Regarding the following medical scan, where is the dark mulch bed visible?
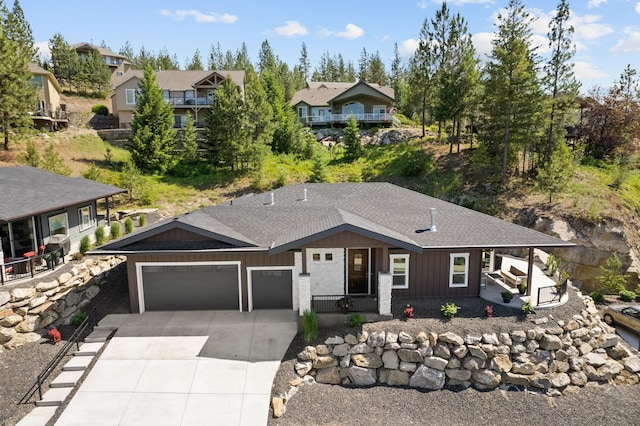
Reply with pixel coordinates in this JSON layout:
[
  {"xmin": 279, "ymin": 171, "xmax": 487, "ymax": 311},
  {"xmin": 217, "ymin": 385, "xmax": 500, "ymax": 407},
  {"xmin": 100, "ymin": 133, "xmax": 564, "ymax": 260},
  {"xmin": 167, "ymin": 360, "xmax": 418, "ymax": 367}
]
[{"xmin": 0, "ymin": 259, "xmax": 130, "ymax": 426}]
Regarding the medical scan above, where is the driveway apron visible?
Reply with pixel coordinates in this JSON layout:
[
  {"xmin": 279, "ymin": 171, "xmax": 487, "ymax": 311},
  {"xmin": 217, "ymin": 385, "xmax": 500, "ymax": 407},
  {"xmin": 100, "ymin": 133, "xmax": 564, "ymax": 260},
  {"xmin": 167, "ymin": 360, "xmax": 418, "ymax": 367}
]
[{"xmin": 54, "ymin": 310, "xmax": 298, "ymax": 426}]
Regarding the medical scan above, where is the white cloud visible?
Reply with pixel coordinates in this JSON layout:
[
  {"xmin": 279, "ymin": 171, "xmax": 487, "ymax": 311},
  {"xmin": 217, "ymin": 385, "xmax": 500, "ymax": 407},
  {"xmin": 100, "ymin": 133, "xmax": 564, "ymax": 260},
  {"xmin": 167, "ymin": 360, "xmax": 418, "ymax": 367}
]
[
  {"xmin": 432, "ymin": 0, "xmax": 495, "ymax": 4},
  {"xmin": 398, "ymin": 38, "xmax": 420, "ymax": 57},
  {"xmin": 570, "ymin": 14, "xmax": 613, "ymax": 40},
  {"xmin": 274, "ymin": 21, "xmax": 307, "ymax": 37},
  {"xmin": 336, "ymin": 23, "xmax": 364, "ymax": 39},
  {"xmin": 573, "ymin": 61, "xmax": 608, "ymax": 80},
  {"xmin": 636, "ymin": 2, "xmax": 640, "ymax": 14},
  {"xmin": 417, "ymin": 0, "xmax": 428, "ymax": 9},
  {"xmin": 34, "ymin": 41, "xmax": 50, "ymax": 60},
  {"xmin": 318, "ymin": 23, "xmax": 364, "ymax": 39},
  {"xmin": 472, "ymin": 32, "xmax": 494, "ymax": 59},
  {"xmin": 159, "ymin": 9, "xmax": 237, "ymax": 24},
  {"xmin": 610, "ymin": 28, "xmax": 640, "ymax": 53},
  {"xmin": 587, "ymin": 0, "xmax": 607, "ymax": 8}
]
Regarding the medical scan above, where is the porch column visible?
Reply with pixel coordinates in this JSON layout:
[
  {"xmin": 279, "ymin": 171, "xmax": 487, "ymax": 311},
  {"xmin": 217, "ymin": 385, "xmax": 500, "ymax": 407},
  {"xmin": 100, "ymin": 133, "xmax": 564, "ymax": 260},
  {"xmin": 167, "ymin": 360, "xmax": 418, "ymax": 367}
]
[
  {"xmin": 378, "ymin": 272, "xmax": 392, "ymax": 316},
  {"xmin": 526, "ymin": 247, "xmax": 535, "ymax": 297},
  {"xmin": 298, "ymin": 273, "xmax": 311, "ymax": 316},
  {"xmin": 105, "ymin": 197, "xmax": 111, "ymax": 226}
]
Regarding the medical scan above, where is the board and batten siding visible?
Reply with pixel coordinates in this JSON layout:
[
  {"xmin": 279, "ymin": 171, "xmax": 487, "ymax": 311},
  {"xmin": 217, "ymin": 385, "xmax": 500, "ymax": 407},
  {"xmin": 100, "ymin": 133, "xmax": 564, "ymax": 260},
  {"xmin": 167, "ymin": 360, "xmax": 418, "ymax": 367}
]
[
  {"xmin": 125, "ymin": 251, "xmax": 296, "ymax": 312},
  {"xmin": 391, "ymin": 249, "xmax": 482, "ymax": 298}
]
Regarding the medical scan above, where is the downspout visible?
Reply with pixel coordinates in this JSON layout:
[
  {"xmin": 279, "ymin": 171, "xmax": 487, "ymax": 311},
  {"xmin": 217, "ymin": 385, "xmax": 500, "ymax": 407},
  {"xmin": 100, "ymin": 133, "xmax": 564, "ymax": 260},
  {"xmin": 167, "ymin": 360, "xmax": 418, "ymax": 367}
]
[{"xmin": 527, "ymin": 248, "xmax": 535, "ymax": 298}]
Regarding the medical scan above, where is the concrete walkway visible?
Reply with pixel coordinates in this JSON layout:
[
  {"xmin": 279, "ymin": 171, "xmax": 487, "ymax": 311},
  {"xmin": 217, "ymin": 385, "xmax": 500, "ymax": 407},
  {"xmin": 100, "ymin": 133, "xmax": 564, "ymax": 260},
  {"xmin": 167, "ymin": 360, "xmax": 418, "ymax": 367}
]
[{"xmin": 54, "ymin": 310, "xmax": 298, "ymax": 426}]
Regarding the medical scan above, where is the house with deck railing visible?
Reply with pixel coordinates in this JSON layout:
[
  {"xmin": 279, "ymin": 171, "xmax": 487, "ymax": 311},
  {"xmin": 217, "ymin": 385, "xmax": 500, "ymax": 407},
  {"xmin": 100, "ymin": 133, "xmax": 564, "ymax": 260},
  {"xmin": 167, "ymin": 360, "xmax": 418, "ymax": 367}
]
[{"xmin": 291, "ymin": 81, "xmax": 398, "ymax": 127}]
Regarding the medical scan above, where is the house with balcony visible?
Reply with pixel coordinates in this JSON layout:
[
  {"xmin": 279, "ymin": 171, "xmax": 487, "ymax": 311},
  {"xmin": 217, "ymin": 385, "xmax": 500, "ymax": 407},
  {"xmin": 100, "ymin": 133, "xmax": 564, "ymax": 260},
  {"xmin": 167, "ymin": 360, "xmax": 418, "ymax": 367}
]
[
  {"xmin": 291, "ymin": 81, "xmax": 398, "ymax": 127},
  {"xmin": 28, "ymin": 63, "xmax": 68, "ymax": 131},
  {"xmin": 71, "ymin": 42, "xmax": 131, "ymax": 87},
  {"xmin": 111, "ymin": 70, "xmax": 246, "ymax": 129}
]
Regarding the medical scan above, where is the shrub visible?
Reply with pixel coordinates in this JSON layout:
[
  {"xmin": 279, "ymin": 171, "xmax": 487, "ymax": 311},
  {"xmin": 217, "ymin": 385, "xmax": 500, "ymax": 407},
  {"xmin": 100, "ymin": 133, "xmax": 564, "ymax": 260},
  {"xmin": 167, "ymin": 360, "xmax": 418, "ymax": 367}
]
[
  {"xmin": 110, "ymin": 222, "xmax": 121, "ymax": 239},
  {"xmin": 302, "ymin": 310, "xmax": 318, "ymax": 342},
  {"xmin": 598, "ymin": 253, "xmax": 628, "ymax": 295},
  {"xmin": 139, "ymin": 214, "xmax": 146, "ymax": 227},
  {"xmin": 521, "ymin": 301, "xmax": 535, "ymax": 314},
  {"xmin": 440, "ymin": 302, "xmax": 460, "ymax": 319},
  {"xmin": 590, "ymin": 291, "xmax": 605, "ymax": 303},
  {"xmin": 91, "ymin": 104, "xmax": 109, "ymax": 115},
  {"xmin": 124, "ymin": 217, "xmax": 133, "ymax": 234},
  {"xmin": 95, "ymin": 227, "xmax": 106, "ymax": 246},
  {"xmin": 619, "ymin": 290, "xmax": 636, "ymax": 302},
  {"xmin": 79, "ymin": 235, "xmax": 91, "ymax": 254},
  {"xmin": 348, "ymin": 314, "xmax": 365, "ymax": 327},
  {"xmin": 71, "ymin": 312, "xmax": 88, "ymax": 327},
  {"xmin": 72, "ymin": 252, "xmax": 84, "ymax": 261}
]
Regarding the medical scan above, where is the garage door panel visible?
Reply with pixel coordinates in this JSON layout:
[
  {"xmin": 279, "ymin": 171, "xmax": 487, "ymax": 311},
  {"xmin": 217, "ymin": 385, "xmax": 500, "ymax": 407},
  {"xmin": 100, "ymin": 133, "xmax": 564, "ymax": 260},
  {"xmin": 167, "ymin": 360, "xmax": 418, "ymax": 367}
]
[
  {"xmin": 251, "ymin": 270, "xmax": 292, "ymax": 309},
  {"xmin": 142, "ymin": 264, "xmax": 239, "ymax": 311}
]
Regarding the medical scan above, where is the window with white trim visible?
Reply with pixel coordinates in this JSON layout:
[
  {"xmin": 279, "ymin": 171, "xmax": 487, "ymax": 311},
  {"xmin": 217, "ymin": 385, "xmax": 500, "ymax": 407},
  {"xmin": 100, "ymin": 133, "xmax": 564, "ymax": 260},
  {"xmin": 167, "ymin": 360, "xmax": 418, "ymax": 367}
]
[
  {"xmin": 450, "ymin": 253, "xmax": 470, "ymax": 287},
  {"xmin": 390, "ymin": 254, "xmax": 410, "ymax": 289},
  {"xmin": 297, "ymin": 106, "xmax": 307, "ymax": 118},
  {"xmin": 125, "ymin": 89, "xmax": 137, "ymax": 105},
  {"xmin": 78, "ymin": 206, "xmax": 93, "ymax": 231},
  {"xmin": 48, "ymin": 213, "xmax": 69, "ymax": 236}
]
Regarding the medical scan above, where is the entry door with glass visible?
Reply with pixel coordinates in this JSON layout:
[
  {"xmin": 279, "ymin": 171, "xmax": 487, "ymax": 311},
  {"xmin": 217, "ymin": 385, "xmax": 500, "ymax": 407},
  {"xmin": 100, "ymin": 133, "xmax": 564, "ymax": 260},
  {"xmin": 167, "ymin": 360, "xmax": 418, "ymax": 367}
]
[{"xmin": 347, "ymin": 249, "xmax": 369, "ymax": 294}]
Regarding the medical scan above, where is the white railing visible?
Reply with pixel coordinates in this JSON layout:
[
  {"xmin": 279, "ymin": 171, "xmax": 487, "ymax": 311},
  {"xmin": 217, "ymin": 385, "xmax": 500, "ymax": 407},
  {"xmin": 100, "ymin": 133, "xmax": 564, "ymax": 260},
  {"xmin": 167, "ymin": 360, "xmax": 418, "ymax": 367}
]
[{"xmin": 306, "ymin": 113, "xmax": 394, "ymax": 124}]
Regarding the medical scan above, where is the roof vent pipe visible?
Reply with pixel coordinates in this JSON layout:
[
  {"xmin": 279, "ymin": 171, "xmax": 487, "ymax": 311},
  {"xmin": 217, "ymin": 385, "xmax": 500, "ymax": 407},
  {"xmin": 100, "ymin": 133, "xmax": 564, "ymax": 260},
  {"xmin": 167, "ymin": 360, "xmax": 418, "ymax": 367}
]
[
  {"xmin": 303, "ymin": 188, "xmax": 307, "ymax": 201},
  {"xmin": 270, "ymin": 192, "xmax": 275, "ymax": 205},
  {"xmin": 430, "ymin": 208, "xmax": 437, "ymax": 232}
]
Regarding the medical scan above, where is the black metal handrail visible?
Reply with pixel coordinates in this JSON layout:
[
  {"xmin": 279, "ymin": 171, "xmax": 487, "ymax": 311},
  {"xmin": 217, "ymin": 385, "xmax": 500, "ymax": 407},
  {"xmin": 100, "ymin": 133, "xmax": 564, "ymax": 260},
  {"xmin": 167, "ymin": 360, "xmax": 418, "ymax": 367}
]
[
  {"xmin": 1, "ymin": 247, "xmax": 65, "ymax": 285},
  {"xmin": 312, "ymin": 294, "xmax": 378, "ymax": 314},
  {"xmin": 19, "ymin": 306, "xmax": 97, "ymax": 404},
  {"xmin": 537, "ymin": 279, "xmax": 568, "ymax": 305}
]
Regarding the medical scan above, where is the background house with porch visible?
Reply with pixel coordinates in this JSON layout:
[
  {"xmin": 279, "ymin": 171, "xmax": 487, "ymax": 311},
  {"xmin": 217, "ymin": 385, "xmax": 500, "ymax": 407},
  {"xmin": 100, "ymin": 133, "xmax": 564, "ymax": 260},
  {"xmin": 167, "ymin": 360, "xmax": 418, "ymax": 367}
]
[
  {"xmin": 0, "ymin": 167, "xmax": 125, "ymax": 282},
  {"xmin": 28, "ymin": 63, "xmax": 68, "ymax": 131},
  {"xmin": 291, "ymin": 81, "xmax": 398, "ymax": 127},
  {"xmin": 111, "ymin": 69, "xmax": 245, "ymax": 129},
  {"xmin": 94, "ymin": 183, "xmax": 572, "ymax": 316},
  {"xmin": 71, "ymin": 42, "xmax": 131, "ymax": 87}
]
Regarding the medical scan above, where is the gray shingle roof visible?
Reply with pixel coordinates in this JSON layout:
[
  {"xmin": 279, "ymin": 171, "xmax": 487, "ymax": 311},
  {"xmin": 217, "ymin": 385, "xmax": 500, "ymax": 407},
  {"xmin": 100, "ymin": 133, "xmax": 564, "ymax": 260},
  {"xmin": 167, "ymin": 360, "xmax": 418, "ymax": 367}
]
[
  {"xmin": 102, "ymin": 182, "xmax": 572, "ymax": 253},
  {"xmin": 291, "ymin": 81, "xmax": 394, "ymax": 107},
  {"xmin": 0, "ymin": 166, "xmax": 126, "ymax": 222},
  {"xmin": 115, "ymin": 70, "xmax": 245, "ymax": 92}
]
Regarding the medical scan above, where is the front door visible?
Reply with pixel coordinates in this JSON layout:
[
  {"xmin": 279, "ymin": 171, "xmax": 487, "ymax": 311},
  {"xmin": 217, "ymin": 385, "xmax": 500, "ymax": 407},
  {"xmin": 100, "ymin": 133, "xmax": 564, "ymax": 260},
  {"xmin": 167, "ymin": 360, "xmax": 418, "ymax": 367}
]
[{"xmin": 347, "ymin": 249, "xmax": 369, "ymax": 294}]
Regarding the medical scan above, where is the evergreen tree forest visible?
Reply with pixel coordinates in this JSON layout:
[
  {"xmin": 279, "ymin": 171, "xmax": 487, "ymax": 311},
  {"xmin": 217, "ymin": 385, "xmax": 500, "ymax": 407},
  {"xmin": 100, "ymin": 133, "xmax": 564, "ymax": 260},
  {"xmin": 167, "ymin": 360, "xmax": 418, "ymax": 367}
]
[{"xmin": 2, "ymin": 0, "xmax": 638, "ymax": 199}]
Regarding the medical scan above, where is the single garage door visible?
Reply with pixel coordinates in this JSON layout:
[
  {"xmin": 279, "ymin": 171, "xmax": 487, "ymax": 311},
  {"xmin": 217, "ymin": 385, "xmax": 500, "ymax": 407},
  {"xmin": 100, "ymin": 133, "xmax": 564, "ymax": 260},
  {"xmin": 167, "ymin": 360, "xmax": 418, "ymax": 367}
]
[
  {"xmin": 141, "ymin": 263, "xmax": 240, "ymax": 311},
  {"xmin": 250, "ymin": 269, "xmax": 293, "ymax": 309}
]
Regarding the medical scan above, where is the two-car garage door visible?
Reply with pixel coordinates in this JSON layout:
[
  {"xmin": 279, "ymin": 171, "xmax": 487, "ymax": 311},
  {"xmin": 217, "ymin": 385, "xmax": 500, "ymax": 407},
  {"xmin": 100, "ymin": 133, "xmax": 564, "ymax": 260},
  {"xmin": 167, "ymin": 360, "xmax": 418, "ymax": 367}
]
[{"xmin": 138, "ymin": 262, "xmax": 293, "ymax": 312}]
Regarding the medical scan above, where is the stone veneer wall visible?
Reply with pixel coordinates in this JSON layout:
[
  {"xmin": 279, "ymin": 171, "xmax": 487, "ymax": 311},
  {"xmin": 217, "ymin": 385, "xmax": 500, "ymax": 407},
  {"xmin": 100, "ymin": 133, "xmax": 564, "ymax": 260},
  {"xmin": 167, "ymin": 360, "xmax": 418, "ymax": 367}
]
[
  {"xmin": 0, "ymin": 256, "xmax": 126, "ymax": 350},
  {"xmin": 288, "ymin": 296, "xmax": 640, "ymax": 403}
]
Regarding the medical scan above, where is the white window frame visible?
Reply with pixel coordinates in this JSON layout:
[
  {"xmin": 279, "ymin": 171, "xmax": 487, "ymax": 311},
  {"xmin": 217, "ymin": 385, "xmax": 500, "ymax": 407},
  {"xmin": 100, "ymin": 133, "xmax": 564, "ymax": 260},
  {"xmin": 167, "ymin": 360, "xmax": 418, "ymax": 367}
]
[
  {"xmin": 297, "ymin": 106, "xmax": 308, "ymax": 118},
  {"xmin": 449, "ymin": 253, "xmax": 470, "ymax": 288},
  {"xmin": 390, "ymin": 254, "xmax": 410, "ymax": 289},
  {"xmin": 125, "ymin": 89, "xmax": 137, "ymax": 105},
  {"xmin": 78, "ymin": 206, "xmax": 93, "ymax": 231},
  {"xmin": 373, "ymin": 105, "xmax": 386, "ymax": 117},
  {"xmin": 48, "ymin": 212, "xmax": 69, "ymax": 236}
]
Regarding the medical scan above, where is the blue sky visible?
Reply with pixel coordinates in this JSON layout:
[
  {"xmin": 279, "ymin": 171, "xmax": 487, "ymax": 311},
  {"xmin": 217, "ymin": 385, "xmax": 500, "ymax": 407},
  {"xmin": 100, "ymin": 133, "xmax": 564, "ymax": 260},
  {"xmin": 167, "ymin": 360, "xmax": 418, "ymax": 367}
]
[{"xmin": 23, "ymin": 0, "xmax": 640, "ymax": 91}]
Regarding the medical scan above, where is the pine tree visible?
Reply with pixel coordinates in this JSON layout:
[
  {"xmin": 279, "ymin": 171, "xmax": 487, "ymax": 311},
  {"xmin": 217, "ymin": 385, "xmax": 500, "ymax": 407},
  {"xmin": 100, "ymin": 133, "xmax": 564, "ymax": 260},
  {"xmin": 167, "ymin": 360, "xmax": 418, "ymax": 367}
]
[
  {"xmin": 543, "ymin": 0, "xmax": 580, "ymax": 166},
  {"xmin": 203, "ymin": 76, "xmax": 246, "ymax": 169},
  {"xmin": 127, "ymin": 65, "xmax": 177, "ymax": 174},
  {"xmin": 479, "ymin": 0, "xmax": 543, "ymax": 187},
  {"xmin": 358, "ymin": 47, "xmax": 369, "ymax": 82},
  {"xmin": 208, "ymin": 42, "xmax": 224, "ymax": 70},
  {"xmin": 49, "ymin": 33, "xmax": 79, "ymax": 89},
  {"xmin": 157, "ymin": 47, "xmax": 180, "ymax": 71},
  {"xmin": 186, "ymin": 48, "xmax": 204, "ymax": 70},
  {"xmin": 343, "ymin": 116, "xmax": 363, "ymax": 161},
  {"xmin": 41, "ymin": 144, "xmax": 71, "ymax": 176},
  {"xmin": 243, "ymin": 69, "xmax": 273, "ymax": 169},
  {"xmin": 536, "ymin": 140, "xmax": 574, "ymax": 203},
  {"xmin": 257, "ymin": 39, "xmax": 277, "ymax": 75},
  {"xmin": 408, "ymin": 17, "xmax": 437, "ymax": 137},
  {"xmin": 309, "ymin": 147, "xmax": 329, "ymax": 183},
  {"xmin": 299, "ymin": 42, "xmax": 310, "ymax": 82},
  {"xmin": 0, "ymin": 0, "xmax": 37, "ymax": 150},
  {"xmin": 368, "ymin": 51, "xmax": 388, "ymax": 85},
  {"xmin": 179, "ymin": 114, "xmax": 199, "ymax": 163},
  {"xmin": 81, "ymin": 50, "xmax": 110, "ymax": 93},
  {"xmin": 119, "ymin": 40, "xmax": 135, "ymax": 62}
]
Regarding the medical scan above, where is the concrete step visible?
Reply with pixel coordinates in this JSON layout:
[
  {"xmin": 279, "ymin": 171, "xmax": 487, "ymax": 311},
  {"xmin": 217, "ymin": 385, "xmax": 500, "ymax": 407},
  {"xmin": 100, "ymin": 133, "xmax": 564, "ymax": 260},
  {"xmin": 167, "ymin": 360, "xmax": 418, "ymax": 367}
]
[
  {"xmin": 84, "ymin": 328, "xmax": 115, "ymax": 343},
  {"xmin": 50, "ymin": 370, "xmax": 84, "ymax": 388},
  {"xmin": 73, "ymin": 341, "xmax": 104, "ymax": 356},
  {"xmin": 62, "ymin": 356, "xmax": 92, "ymax": 371},
  {"xmin": 15, "ymin": 406, "xmax": 58, "ymax": 426},
  {"xmin": 35, "ymin": 387, "xmax": 72, "ymax": 407}
]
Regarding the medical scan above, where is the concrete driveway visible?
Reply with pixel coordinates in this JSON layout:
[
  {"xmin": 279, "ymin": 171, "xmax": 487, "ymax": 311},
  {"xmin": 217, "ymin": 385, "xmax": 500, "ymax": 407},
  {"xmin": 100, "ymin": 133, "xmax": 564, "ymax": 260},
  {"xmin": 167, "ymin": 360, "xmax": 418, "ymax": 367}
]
[{"xmin": 55, "ymin": 310, "xmax": 298, "ymax": 426}]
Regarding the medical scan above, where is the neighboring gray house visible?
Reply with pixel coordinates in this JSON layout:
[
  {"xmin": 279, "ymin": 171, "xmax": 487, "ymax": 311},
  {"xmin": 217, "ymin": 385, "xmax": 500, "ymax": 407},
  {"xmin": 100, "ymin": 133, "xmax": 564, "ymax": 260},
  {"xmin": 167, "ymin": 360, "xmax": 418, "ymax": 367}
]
[
  {"xmin": 0, "ymin": 166, "xmax": 126, "ymax": 263},
  {"xmin": 95, "ymin": 182, "xmax": 572, "ymax": 315}
]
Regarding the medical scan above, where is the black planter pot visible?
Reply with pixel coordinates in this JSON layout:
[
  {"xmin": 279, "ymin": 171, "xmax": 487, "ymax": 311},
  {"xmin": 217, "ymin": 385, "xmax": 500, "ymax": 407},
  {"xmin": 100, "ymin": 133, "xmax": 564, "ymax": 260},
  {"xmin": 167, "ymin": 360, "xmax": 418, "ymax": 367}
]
[{"xmin": 502, "ymin": 298, "xmax": 512, "ymax": 303}]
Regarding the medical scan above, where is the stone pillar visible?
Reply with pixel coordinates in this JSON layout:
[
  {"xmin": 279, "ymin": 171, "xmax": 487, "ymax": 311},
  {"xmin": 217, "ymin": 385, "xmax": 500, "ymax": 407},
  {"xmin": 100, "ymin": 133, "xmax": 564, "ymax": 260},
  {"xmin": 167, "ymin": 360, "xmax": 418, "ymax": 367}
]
[
  {"xmin": 298, "ymin": 273, "xmax": 311, "ymax": 316},
  {"xmin": 378, "ymin": 272, "xmax": 392, "ymax": 316}
]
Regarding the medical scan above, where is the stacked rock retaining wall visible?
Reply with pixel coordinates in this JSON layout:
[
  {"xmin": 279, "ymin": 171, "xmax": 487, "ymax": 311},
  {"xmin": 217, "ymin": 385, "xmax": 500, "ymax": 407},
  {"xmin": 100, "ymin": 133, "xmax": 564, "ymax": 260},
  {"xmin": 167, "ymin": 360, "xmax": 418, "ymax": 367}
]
[
  {"xmin": 0, "ymin": 256, "xmax": 125, "ymax": 350},
  {"xmin": 292, "ymin": 296, "xmax": 640, "ymax": 397}
]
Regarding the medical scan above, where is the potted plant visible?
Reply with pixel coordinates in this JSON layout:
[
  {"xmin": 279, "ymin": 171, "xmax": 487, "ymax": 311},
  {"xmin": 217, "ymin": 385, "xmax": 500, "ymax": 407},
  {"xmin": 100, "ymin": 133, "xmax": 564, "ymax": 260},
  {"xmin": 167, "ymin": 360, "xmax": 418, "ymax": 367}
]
[
  {"xmin": 501, "ymin": 291, "xmax": 514, "ymax": 303},
  {"xmin": 335, "ymin": 296, "xmax": 352, "ymax": 314},
  {"xmin": 484, "ymin": 305, "xmax": 493, "ymax": 317},
  {"xmin": 43, "ymin": 252, "xmax": 54, "ymax": 269},
  {"xmin": 517, "ymin": 282, "xmax": 527, "ymax": 295},
  {"xmin": 403, "ymin": 304, "xmax": 414, "ymax": 319}
]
